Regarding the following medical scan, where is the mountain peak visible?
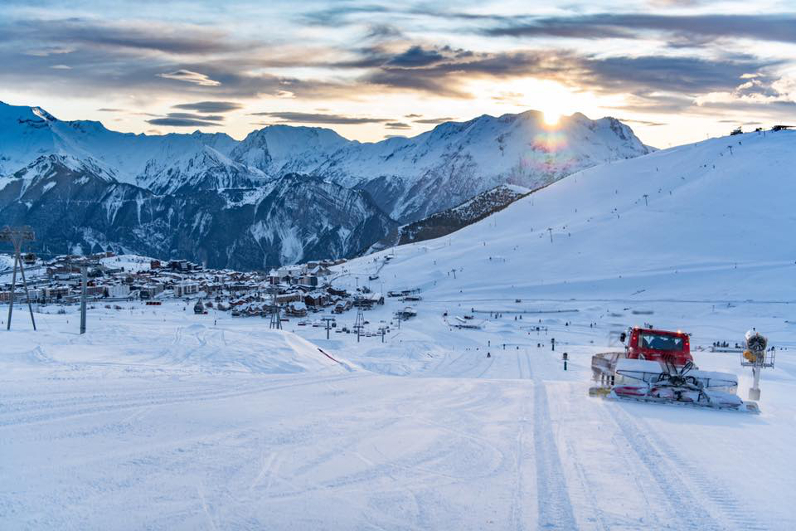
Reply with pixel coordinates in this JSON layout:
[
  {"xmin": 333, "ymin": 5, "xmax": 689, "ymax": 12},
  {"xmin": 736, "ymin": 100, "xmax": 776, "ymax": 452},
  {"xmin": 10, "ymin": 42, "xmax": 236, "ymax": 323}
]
[{"xmin": 31, "ymin": 106, "xmax": 58, "ymax": 122}]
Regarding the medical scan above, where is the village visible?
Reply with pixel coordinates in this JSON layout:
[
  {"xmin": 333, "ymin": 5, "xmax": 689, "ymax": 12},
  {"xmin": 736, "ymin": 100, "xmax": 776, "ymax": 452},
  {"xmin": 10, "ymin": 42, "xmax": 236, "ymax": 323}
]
[{"xmin": 0, "ymin": 251, "xmax": 410, "ymax": 328}]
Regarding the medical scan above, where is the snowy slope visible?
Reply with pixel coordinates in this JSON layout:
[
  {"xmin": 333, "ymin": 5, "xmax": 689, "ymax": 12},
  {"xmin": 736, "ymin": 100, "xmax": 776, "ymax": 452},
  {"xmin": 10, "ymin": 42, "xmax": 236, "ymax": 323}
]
[
  {"xmin": 2, "ymin": 131, "xmax": 796, "ymax": 530},
  {"xmin": 0, "ymin": 308, "xmax": 348, "ymax": 374},
  {"xmin": 342, "ymin": 129, "xmax": 796, "ymax": 303},
  {"xmin": 293, "ymin": 128, "xmax": 796, "ymax": 528}
]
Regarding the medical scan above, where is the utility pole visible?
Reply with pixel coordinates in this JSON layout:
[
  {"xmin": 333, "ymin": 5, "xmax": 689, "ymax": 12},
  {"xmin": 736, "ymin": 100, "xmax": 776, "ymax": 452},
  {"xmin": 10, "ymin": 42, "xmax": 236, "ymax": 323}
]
[
  {"xmin": 643, "ymin": 194, "xmax": 649, "ymax": 206},
  {"xmin": 322, "ymin": 316, "xmax": 334, "ymax": 340},
  {"xmin": 269, "ymin": 283, "xmax": 281, "ymax": 330},
  {"xmin": 1, "ymin": 226, "xmax": 37, "ymax": 331},
  {"xmin": 80, "ymin": 265, "xmax": 87, "ymax": 334},
  {"xmin": 547, "ymin": 227, "xmax": 553, "ymax": 243},
  {"xmin": 354, "ymin": 303, "xmax": 364, "ymax": 343}
]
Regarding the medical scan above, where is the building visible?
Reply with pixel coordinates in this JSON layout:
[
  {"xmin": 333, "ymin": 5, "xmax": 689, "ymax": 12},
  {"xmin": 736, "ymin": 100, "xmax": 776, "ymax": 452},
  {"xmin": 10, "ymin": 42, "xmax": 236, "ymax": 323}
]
[
  {"xmin": 174, "ymin": 282, "xmax": 199, "ymax": 298},
  {"xmin": 106, "ymin": 284, "xmax": 130, "ymax": 298},
  {"xmin": 138, "ymin": 283, "xmax": 165, "ymax": 299}
]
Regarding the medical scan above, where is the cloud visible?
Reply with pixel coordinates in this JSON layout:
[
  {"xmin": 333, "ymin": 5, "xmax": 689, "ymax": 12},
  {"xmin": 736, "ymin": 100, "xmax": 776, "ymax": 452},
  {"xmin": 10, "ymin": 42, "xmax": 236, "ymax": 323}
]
[
  {"xmin": 364, "ymin": 23, "xmax": 404, "ymax": 40},
  {"xmin": 146, "ymin": 112, "xmax": 225, "ymax": 127},
  {"xmin": 98, "ymin": 108, "xmax": 125, "ymax": 112},
  {"xmin": 147, "ymin": 117, "xmax": 221, "ymax": 127},
  {"xmin": 413, "ymin": 116, "xmax": 455, "ymax": 124},
  {"xmin": 484, "ymin": 14, "xmax": 796, "ymax": 46},
  {"xmin": 351, "ymin": 42, "xmax": 779, "ymax": 111},
  {"xmin": 9, "ymin": 18, "xmax": 238, "ymax": 56},
  {"xmin": 578, "ymin": 55, "xmax": 777, "ymax": 95},
  {"xmin": 164, "ymin": 112, "xmax": 224, "ymax": 121},
  {"xmin": 388, "ymin": 45, "xmax": 450, "ymax": 67},
  {"xmin": 385, "ymin": 121, "xmax": 411, "ymax": 129},
  {"xmin": 3, "ymin": 4, "xmax": 796, "ymax": 137},
  {"xmin": 250, "ymin": 111, "xmax": 391, "ymax": 124},
  {"xmin": 50, "ymin": 64, "xmax": 71, "ymax": 70},
  {"xmin": 619, "ymin": 118, "xmax": 667, "ymax": 127},
  {"xmin": 157, "ymin": 70, "xmax": 221, "ymax": 86},
  {"xmin": 172, "ymin": 101, "xmax": 242, "ymax": 113},
  {"xmin": 24, "ymin": 46, "xmax": 74, "ymax": 57},
  {"xmin": 301, "ymin": 4, "xmax": 392, "ymax": 26}
]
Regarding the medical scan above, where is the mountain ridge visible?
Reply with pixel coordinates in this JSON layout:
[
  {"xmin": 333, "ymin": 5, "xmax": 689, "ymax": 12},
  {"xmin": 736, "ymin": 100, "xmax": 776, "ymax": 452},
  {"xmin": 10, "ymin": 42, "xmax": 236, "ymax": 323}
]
[{"xmin": 0, "ymin": 101, "xmax": 652, "ymax": 268}]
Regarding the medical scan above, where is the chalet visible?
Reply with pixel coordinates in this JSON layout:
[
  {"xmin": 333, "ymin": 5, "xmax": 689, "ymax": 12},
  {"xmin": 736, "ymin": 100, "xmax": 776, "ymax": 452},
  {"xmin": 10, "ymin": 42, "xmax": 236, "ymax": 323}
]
[
  {"xmin": 304, "ymin": 292, "xmax": 328, "ymax": 308},
  {"xmin": 285, "ymin": 301, "xmax": 308, "ymax": 317},
  {"xmin": 353, "ymin": 292, "xmax": 384, "ymax": 309},
  {"xmin": 333, "ymin": 300, "xmax": 353, "ymax": 314},
  {"xmin": 327, "ymin": 286, "xmax": 347, "ymax": 297},
  {"xmin": 276, "ymin": 292, "xmax": 303, "ymax": 304}
]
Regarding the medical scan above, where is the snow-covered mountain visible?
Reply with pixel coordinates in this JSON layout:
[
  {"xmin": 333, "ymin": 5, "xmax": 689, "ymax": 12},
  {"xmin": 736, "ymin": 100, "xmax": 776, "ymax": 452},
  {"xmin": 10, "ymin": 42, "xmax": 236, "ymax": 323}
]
[
  {"xmin": 0, "ymin": 155, "xmax": 394, "ymax": 269},
  {"xmin": 0, "ymin": 101, "xmax": 651, "ymax": 268},
  {"xmin": 233, "ymin": 111, "xmax": 652, "ymax": 221}
]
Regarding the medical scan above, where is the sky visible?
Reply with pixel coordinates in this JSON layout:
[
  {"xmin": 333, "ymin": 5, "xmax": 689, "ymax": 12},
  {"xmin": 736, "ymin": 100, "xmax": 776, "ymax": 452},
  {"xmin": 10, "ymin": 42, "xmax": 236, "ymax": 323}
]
[{"xmin": 2, "ymin": 0, "xmax": 796, "ymax": 148}]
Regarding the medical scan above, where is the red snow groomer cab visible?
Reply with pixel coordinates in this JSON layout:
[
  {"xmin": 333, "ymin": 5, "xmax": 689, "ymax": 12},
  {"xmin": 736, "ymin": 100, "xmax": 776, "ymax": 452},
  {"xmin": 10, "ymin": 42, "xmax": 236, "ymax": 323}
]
[{"xmin": 591, "ymin": 327, "xmax": 758, "ymax": 413}]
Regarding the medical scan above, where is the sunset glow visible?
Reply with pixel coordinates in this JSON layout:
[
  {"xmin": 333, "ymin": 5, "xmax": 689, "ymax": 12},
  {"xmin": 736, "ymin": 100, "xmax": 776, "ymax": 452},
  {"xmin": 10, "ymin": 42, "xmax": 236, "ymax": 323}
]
[{"xmin": 1, "ymin": 1, "xmax": 794, "ymax": 148}]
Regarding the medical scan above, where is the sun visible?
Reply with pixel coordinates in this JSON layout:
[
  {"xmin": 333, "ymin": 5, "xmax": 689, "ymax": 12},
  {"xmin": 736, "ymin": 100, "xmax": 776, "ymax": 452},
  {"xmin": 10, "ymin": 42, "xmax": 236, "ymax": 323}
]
[{"xmin": 543, "ymin": 110, "xmax": 561, "ymax": 126}]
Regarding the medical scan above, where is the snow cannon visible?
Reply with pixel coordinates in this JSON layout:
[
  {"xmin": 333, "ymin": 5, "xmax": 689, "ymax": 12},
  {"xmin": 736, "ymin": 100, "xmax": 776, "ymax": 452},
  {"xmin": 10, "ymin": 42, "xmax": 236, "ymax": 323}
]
[
  {"xmin": 743, "ymin": 330, "xmax": 767, "ymax": 364},
  {"xmin": 590, "ymin": 326, "xmax": 759, "ymax": 413},
  {"xmin": 741, "ymin": 329, "xmax": 774, "ymax": 401}
]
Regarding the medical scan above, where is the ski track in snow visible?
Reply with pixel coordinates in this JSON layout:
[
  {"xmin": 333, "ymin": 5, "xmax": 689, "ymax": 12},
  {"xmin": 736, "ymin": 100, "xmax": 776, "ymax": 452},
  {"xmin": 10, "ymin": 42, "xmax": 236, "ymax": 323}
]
[
  {"xmin": 609, "ymin": 408, "xmax": 769, "ymax": 531},
  {"xmin": 528, "ymin": 353, "xmax": 578, "ymax": 530},
  {"xmin": 605, "ymin": 404, "xmax": 765, "ymax": 531},
  {"xmin": 0, "ymin": 373, "xmax": 363, "ymax": 429}
]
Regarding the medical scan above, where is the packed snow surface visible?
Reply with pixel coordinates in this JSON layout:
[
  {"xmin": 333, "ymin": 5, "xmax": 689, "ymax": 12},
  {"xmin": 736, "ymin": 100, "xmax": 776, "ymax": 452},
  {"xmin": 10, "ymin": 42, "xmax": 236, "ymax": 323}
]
[{"xmin": 2, "ymin": 131, "xmax": 796, "ymax": 530}]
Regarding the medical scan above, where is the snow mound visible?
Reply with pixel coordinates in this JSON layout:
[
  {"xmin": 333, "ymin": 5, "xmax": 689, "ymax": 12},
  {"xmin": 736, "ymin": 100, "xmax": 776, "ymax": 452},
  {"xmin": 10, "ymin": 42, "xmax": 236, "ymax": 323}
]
[
  {"xmin": 151, "ymin": 324, "xmax": 351, "ymax": 374},
  {"xmin": 0, "ymin": 310, "xmax": 353, "ymax": 375},
  {"xmin": 1, "ymin": 346, "xmax": 57, "ymax": 367}
]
